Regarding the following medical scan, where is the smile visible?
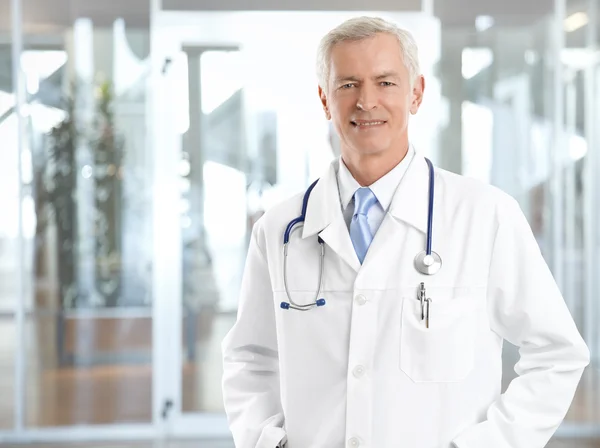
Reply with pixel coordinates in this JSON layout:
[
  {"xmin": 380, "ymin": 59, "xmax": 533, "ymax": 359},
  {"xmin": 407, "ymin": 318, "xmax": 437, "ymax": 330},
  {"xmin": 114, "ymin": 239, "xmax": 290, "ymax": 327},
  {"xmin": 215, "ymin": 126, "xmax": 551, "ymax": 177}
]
[{"xmin": 351, "ymin": 120, "xmax": 387, "ymax": 127}]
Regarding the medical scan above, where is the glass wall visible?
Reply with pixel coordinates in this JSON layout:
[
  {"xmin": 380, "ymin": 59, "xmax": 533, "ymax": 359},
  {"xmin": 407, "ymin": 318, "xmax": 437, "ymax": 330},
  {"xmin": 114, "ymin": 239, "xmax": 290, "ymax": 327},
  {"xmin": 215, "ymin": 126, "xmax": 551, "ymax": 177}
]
[
  {"xmin": 438, "ymin": 0, "xmax": 600, "ymax": 433},
  {"xmin": 24, "ymin": 16, "xmax": 154, "ymax": 426},
  {"xmin": 562, "ymin": 0, "xmax": 600, "ymax": 429},
  {"xmin": 177, "ymin": 46, "xmax": 246, "ymax": 414},
  {"xmin": 1, "ymin": 0, "xmax": 156, "ymax": 430},
  {"xmin": 0, "ymin": 0, "xmax": 16, "ymax": 431}
]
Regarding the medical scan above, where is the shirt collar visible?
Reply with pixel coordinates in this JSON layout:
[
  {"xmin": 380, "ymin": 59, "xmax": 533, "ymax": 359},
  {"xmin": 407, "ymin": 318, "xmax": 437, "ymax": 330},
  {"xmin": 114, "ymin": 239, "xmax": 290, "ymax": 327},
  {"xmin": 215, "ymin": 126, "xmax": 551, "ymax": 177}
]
[
  {"xmin": 337, "ymin": 144, "xmax": 416, "ymax": 212},
  {"xmin": 338, "ymin": 158, "xmax": 362, "ymax": 210}
]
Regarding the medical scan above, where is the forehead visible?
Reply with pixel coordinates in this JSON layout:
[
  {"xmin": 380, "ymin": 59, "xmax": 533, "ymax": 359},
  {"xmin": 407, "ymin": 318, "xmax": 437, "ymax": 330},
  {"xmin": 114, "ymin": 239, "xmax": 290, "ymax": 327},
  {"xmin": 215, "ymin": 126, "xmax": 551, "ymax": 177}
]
[{"xmin": 329, "ymin": 33, "xmax": 406, "ymax": 77}]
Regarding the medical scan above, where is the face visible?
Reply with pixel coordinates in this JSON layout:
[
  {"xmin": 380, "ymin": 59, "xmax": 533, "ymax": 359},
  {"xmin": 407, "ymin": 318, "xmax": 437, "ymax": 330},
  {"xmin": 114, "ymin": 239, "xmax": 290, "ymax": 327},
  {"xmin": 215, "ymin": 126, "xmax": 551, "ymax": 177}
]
[{"xmin": 319, "ymin": 33, "xmax": 424, "ymax": 158}]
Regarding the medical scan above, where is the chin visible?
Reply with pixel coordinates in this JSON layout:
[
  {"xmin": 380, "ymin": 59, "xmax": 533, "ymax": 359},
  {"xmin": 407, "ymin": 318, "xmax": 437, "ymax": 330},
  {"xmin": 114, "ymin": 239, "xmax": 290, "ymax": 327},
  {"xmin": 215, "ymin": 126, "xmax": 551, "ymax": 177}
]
[{"xmin": 349, "ymin": 140, "xmax": 390, "ymax": 156}]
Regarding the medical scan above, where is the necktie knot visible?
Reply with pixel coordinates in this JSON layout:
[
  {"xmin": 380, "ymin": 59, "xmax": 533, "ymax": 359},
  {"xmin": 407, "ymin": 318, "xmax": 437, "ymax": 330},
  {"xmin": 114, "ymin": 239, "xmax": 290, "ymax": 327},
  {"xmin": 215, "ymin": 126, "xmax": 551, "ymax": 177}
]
[{"xmin": 353, "ymin": 187, "xmax": 377, "ymax": 217}]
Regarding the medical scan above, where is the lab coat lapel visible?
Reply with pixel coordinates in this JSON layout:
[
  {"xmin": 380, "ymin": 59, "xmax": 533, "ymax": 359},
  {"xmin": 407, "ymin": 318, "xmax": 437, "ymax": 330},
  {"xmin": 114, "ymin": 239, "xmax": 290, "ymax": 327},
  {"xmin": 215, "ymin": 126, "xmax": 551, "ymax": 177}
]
[
  {"xmin": 387, "ymin": 152, "xmax": 430, "ymax": 233},
  {"xmin": 302, "ymin": 159, "xmax": 361, "ymax": 273},
  {"xmin": 360, "ymin": 153, "xmax": 431, "ymax": 271},
  {"xmin": 318, "ymin": 215, "xmax": 361, "ymax": 273}
]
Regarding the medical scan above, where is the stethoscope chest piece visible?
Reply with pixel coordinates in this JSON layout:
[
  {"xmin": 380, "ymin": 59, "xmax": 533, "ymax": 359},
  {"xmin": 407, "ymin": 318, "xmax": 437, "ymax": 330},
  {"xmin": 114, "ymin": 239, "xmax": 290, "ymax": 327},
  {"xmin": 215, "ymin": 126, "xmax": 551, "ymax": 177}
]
[{"xmin": 414, "ymin": 250, "xmax": 442, "ymax": 275}]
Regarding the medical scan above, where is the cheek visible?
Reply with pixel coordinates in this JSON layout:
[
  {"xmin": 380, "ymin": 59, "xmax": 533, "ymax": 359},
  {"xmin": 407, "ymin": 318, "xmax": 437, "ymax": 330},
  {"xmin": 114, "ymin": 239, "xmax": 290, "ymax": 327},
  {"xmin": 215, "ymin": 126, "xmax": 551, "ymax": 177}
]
[
  {"xmin": 386, "ymin": 98, "xmax": 411, "ymax": 120},
  {"xmin": 332, "ymin": 93, "xmax": 358, "ymax": 110},
  {"xmin": 331, "ymin": 102, "xmax": 353, "ymax": 123}
]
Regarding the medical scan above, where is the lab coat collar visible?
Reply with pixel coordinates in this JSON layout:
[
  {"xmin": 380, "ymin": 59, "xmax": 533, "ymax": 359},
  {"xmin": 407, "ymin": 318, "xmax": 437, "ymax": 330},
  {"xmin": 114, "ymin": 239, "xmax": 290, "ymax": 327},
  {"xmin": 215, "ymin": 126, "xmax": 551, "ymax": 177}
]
[
  {"xmin": 301, "ymin": 159, "xmax": 340, "ymax": 240},
  {"xmin": 302, "ymin": 149, "xmax": 431, "ymax": 241},
  {"xmin": 301, "ymin": 158, "xmax": 361, "ymax": 272},
  {"xmin": 387, "ymin": 150, "xmax": 430, "ymax": 234}
]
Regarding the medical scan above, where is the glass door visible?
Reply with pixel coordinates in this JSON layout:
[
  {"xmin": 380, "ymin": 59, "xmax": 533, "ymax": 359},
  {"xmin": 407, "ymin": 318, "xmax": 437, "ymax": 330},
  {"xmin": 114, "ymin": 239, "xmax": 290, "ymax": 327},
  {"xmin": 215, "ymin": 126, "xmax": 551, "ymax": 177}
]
[
  {"xmin": 150, "ymin": 10, "xmax": 330, "ymax": 438},
  {"xmin": 149, "ymin": 12, "xmax": 242, "ymax": 439}
]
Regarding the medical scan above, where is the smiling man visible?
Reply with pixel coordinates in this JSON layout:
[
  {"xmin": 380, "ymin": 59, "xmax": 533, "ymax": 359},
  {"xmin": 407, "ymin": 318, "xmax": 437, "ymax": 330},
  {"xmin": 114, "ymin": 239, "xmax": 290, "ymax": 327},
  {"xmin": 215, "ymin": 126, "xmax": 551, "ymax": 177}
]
[
  {"xmin": 319, "ymin": 28, "xmax": 422, "ymax": 186},
  {"xmin": 222, "ymin": 16, "xmax": 589, "ymax": 448}
]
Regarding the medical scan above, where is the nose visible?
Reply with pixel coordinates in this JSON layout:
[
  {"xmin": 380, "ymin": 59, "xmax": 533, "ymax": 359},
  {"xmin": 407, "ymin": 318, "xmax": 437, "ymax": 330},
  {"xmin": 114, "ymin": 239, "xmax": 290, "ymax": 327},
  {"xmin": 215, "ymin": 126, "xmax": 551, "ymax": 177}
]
[{"xmin": 356, "ymin": 85, "xmax": 378, "ymax": 111}]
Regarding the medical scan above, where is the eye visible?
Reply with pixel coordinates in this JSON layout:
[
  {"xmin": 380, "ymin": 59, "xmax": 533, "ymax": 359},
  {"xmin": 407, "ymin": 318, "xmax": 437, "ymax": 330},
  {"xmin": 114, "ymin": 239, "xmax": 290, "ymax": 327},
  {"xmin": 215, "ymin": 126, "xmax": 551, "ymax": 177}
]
[
  {"xmin": 340, "ymin": 83, "xmax": 355, "ymax": 89},
  {"xmin": 380, "ymin": 81, "xmax": 395, "ymax": 87}
]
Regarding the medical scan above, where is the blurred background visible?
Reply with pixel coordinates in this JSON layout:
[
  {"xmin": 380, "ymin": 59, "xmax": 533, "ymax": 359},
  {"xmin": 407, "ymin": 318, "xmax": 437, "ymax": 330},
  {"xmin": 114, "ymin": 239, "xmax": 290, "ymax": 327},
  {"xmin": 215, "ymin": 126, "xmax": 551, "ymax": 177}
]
[{"xmin": 0, "ymin": 0, "xmax": 598, "ymax": 446}]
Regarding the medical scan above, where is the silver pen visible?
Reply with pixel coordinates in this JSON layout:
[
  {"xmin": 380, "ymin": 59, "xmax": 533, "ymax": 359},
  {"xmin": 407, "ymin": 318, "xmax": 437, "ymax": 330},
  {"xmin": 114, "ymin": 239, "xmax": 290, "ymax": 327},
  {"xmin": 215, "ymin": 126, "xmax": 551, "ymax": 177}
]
[{"xmin": 419, "ymin": 282, "xmax": 426, "ymax": 320}]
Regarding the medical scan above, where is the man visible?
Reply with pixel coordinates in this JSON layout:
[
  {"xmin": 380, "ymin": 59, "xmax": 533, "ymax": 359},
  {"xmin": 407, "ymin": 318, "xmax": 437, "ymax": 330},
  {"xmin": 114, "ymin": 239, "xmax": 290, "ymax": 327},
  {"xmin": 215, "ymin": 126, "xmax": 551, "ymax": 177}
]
[{"xmin": 221, "ymin": 16, "xmax": 590, "ymax": 448}]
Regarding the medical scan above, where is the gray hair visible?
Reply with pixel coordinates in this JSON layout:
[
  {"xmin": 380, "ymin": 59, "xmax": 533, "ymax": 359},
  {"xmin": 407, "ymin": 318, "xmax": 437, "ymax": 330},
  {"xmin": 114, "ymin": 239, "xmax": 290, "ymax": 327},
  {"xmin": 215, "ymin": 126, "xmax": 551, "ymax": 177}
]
[{"xmin": 316, "ymin": 16, "xmax": 421, "ymax": 93}]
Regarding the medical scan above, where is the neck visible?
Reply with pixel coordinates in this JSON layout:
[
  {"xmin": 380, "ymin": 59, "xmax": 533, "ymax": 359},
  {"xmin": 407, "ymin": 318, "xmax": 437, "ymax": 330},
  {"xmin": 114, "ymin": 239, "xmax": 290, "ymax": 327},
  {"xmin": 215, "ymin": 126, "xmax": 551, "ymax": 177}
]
[{"xmin": 341, "ymin": 144, "xmax": 409, "ymax": 186}]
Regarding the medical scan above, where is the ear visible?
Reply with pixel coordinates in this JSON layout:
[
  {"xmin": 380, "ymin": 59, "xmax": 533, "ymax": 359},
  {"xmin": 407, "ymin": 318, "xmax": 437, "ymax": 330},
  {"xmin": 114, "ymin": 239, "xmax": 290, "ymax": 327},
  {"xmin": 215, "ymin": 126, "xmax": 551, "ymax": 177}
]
[
  {"xmin": 410, "ymin": 75, "xmax": 425, "ymax": 115},
  {"xmin": 318, "ymin": 85, "xmax": 331, "ymax": 120}
]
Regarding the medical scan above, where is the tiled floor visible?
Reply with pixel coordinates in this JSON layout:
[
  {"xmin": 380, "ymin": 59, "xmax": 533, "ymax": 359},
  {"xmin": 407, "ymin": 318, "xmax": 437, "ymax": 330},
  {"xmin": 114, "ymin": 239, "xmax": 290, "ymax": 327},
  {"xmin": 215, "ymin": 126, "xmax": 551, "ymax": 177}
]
[
  {"xmin": 24, "ymin": 443, "xmax": 234, "ymax": 448},
  {"xmin": 547, "ymin": 441, "xmax": 600, "ymax": 448},
  {"xmin": 0, "ymin": 441, "xmax": 230, "ymax": 448},
  {"xmin": 0, "ymin": 310, "xmax": 235, "ymax": 428}
]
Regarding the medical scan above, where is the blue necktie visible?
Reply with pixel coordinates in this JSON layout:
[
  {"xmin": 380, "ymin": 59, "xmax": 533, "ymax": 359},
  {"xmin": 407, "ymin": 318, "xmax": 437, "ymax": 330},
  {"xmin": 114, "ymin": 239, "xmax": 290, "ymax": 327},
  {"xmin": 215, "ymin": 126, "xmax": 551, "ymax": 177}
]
[{"xmin": 350, "ymin": 187, "xmax": 378, "ymax": 264}]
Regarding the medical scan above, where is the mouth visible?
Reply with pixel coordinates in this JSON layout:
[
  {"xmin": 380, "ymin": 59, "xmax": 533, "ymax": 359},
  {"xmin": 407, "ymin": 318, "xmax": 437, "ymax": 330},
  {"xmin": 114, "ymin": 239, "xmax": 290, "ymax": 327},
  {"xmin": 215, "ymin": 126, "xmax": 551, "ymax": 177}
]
[{"xmin": 351, "ymin": 120, "xmax": 387, "ymax": 128}]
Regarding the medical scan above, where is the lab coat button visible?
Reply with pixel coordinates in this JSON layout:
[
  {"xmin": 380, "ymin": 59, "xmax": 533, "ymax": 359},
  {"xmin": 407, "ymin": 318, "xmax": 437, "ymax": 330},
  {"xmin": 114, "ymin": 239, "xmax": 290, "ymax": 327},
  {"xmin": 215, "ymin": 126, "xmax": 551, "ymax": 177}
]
[
  {"xmin": 347, "ymin": 437, "xmax": 360, "ymax": 447},
  {"xmin": 355, "ymin": 294, "xmax": 367, "ymax": 306},
  {"xmin": 352, "ymin": 365, "xmax": 365, "ymax": 378}
]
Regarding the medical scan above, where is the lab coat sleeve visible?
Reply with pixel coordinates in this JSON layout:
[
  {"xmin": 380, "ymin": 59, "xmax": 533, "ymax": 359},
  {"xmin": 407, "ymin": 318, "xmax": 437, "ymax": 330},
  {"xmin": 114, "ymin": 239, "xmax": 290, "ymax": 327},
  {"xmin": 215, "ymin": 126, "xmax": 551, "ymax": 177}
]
[
  {"xmin": 452, "ymin": 196, "xmax": 590, "ymax": 448},
  {"xmin": 221, "ymin": 219, "xmax": 286, "ymax": 448}
]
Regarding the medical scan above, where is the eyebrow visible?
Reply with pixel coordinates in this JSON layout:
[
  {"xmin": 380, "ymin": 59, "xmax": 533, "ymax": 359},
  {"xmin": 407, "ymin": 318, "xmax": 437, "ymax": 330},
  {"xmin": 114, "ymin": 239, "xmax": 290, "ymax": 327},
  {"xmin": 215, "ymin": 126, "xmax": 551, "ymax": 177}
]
[
  {"xmin": 374, "ymin": 71, "xmax": 400, "ymax": 80},
  {"xmin": 334, "ymin": 75, "xmax": 361, "ymax": 84},
  {"xmin": 334, "ymin": 72, "xmax": 400, "ymax": 84}
]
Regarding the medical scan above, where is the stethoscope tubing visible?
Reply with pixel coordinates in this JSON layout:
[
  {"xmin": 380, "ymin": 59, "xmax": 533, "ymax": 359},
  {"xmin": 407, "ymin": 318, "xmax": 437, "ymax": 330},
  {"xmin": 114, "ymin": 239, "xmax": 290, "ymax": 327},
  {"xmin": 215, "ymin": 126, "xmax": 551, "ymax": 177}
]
[{"xmin": 281, "ymin": 157, "xmax": 438, "ymax": 311}]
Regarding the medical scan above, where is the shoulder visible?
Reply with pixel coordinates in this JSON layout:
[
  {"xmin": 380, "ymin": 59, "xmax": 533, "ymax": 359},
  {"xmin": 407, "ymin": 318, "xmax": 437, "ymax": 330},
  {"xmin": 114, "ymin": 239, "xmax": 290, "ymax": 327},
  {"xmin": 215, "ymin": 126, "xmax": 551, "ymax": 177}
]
[
  {"xmin": 251, "ymin": 190, "xmax": 307, "ymax": 250},
  {"xmin": 434, "ymin": 167, "xmax": 524, "ymax": 222}
]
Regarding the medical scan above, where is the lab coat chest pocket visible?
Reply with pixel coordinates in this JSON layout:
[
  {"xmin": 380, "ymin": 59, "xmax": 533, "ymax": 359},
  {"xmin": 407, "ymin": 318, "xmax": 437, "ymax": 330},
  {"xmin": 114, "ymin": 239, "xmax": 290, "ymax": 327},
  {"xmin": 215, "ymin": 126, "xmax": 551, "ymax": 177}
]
[{"xmin": 399, "ymin": 287, "xmax": 485, "ymax": 383}]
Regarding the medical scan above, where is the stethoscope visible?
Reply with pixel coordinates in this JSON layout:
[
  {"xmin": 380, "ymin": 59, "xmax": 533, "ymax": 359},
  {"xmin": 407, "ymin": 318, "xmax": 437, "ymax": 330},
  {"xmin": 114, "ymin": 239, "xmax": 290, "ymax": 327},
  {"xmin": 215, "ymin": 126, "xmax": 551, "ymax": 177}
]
[{"xmin": 280, "ymin": 157, "xmax": 442, "ymax": 311}]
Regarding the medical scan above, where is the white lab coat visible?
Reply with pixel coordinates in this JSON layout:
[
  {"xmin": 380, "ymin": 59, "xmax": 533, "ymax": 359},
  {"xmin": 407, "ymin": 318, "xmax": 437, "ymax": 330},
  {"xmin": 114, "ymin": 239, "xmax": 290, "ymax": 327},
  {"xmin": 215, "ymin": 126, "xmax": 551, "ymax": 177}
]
[{"xmin": 221, "ymin": 151, "xmax": 590, "ymax": 448}]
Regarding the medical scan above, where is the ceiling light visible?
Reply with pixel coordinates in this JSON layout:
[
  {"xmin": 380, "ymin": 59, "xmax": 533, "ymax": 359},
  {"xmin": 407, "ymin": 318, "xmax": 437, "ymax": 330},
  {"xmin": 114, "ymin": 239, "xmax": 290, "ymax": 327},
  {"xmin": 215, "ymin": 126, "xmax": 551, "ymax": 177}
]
[
  {"xmin": 564, "ymin": 12, "xmax": 588, "ymax": 32},
  {"xmin": 462, "ymin": 48, "xmax": 494, "ymax": 80},
  {"xmin": 475, "ymin": 15, "xmax": 494, "ymax": 32}
]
